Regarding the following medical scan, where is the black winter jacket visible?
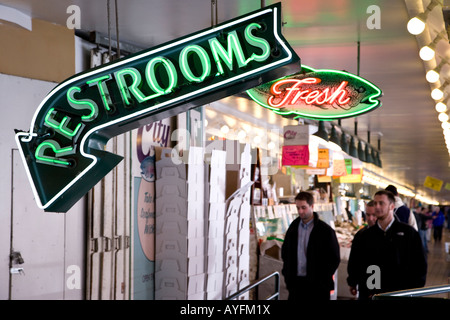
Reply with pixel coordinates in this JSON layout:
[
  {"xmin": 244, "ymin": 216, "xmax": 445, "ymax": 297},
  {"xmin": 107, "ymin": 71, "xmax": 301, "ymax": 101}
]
[
  {"xmin": 347, "ymin": 219, "xmax": 427, "ymax": 299},
  {"xmin": 281, "ymin": 212, "xmax": 340, "ymax": 293}
]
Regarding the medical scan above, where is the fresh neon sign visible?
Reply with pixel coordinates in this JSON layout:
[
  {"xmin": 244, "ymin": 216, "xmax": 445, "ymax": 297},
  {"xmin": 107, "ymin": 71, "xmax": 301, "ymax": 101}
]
[
  {"xmin": 268, "ymin": 78, "xmax": 351, "ymax": 107},
  {"xmin": 15, "ymin": 3, "xmax": 300, "ymax": 212},
  {"xmin": 247, "ymin": 65, "xmax": 382, "ymax": 120}
]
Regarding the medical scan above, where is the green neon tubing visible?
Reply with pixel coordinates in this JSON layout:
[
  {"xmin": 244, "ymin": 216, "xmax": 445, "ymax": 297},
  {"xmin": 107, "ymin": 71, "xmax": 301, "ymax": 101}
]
[
  {"xmin": 115, "ymin": 67, "xmax": 159, "ymax": 105},
  {"xmin": 209, "ymin": 30, "xmax": 248, "ymax": 75},
  {"xmin": 67, "ymin": 86, "xmax": 99, "ymax": 121},
  {"xmin": 145, "ymin": 57, "xmax": 178, "ymax": 95},
  {"xmin": 244, "ymin": 23, "xmax": 270, "ymax": 63},
  {"xmin": 44, "ymin": 108, "xmax": 83, "ymax": 139},
  {"xmin": 35, "ymin": 140, "xmax": 73, "ymax": 166},
  {"xmin": 179, "ymin": 45, "xmax": 211, "ymax": 83},
  {"xmin": 86, "ymin": 75, "xmax": 113, "ymax": 111}
]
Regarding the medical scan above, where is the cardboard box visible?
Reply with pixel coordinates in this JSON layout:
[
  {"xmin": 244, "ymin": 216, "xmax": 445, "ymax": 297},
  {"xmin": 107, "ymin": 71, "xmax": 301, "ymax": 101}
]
[
  {"xmin": 187, "ymin": 202, "xmax": 204, "ymax": 221},
  {"xmin": 206, "ymin": 254, "xmax": 224, "ymax": 273},
  {"xmin": 206, "ymin": 271, "xmax": 224, "ymax": 293},
  {"xmin": 156, "ymin": 179, "xmax": 187, "ymax": 198},
  {"xmin": 188, "ymin": 255, "xmax": 205, "ymax": 276},
  {"xmin": 208, "ymin": 220, "xmax": 225, "ymax": 239},
  {"xmin": 209, "ymin": 203, "xmax": 226, "ymax": 221},
  {"xmin": 187, "ymin": 220, "xmax": 204, "ymax": 239},
  {"xmin": 155, "ymin": 196, "xmax": 187, "ymax": 219},
  {"xmin": 206, "ymin": 290, "xmax": 223, "ymax": 300},
  {"xmin": 187, "ymin": 236, "xmax": 204, "ymax": 257}
]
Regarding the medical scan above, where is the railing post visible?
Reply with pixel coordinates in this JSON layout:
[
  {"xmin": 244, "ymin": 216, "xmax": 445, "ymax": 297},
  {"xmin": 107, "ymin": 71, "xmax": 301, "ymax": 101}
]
[{"xmin": 225, "ymin": 271, "xmax": 280, "ymax": 300}]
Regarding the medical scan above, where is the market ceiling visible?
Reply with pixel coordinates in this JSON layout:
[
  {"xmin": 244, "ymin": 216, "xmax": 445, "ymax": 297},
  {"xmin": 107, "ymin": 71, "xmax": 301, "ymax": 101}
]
[{"xmin": 3, "ymin": 0, "xmax": 450, "ymax": 205}]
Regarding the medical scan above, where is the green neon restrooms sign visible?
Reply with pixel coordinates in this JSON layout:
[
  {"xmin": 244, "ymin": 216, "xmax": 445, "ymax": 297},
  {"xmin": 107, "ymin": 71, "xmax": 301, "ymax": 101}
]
[{"xmin": 15, "ymin": 2, "xmax": 300, "ymax": 212}]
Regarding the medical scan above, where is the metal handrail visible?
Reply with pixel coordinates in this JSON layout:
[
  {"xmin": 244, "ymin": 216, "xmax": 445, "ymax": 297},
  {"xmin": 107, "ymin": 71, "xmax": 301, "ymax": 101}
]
[
  {"xmin": 373, "ymin": 284, "xmax": 450, "ymax": 299},
  {"xmin": 225, "ymin": 271, "xmax": 280, "ymax": 300}
]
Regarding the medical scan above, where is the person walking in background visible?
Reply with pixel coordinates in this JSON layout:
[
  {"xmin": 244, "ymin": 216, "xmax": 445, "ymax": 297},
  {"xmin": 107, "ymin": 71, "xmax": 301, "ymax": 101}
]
[
  {"xmin": 426, "ymin": 205, "xmax": 433, "ymax": 242},
  {"xmin": 347, "ymin": 200, "xmax": 376, "ymax": 298},
  {"xmin": 385, "ymin": 185, "xmax": 418, "ymax": 230},
  {"xmin": 416, "ymin": 206, "xmax": 432, "ymax": 255},
  {"xmin": 446, "ymin": 207, "xmax": 450, "ymax": 231},
  {"xmin": 363, "ymin": 200, "xmax": 377, "ymax": 228},
  {"xmin": 281, "ymin": 191, "xmax": 340, "ymax": 300},
  {"xmin": 346, "ymin": 190, "xmax": 427, "ymax": 300},
  {"xmin": 432, "ymin": 206, "xmax": 445, "ymax": 242}
]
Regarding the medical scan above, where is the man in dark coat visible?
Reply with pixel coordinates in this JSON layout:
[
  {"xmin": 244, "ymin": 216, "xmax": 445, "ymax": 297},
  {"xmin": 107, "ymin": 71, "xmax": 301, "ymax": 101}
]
[
  {"xmin": 347, "ymin": 190, "xmax": 427, "ymax": 300},
  {"xmin": 281, "ymin": 191, "xmax": 340, "ymax": 300}
]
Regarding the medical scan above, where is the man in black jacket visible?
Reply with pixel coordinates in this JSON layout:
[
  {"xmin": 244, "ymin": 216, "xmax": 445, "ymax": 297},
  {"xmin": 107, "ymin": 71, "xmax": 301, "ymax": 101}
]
[
  {"xmin": 281, "ymin": 191, "xmax": 340, "ymax": 300},
  {"xmin": 347, "ymin": 190, "xmax": 427, "ymax": 300}
]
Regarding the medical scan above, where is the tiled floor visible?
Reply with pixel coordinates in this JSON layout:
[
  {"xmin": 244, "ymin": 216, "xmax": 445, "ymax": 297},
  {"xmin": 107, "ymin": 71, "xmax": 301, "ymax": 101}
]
[{"xmin": 423, "ymin": 227, "xmax": 450, "ymax": 299}]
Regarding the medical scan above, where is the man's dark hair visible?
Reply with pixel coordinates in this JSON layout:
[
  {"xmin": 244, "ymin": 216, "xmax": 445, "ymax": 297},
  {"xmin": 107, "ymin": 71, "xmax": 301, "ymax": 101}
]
[
  {"xmin": 366, "ymin": 200, "xmax": 375, "ymax": 207},
  {"xmin": 295, "ymin": 191, "xmax": 314, "ymax": 206},
  {"xmin": 385, "ymin": 185, "xmax": 398, "ymax": 196},
  {"xmin": 374, "ymin": 189, "xmax": 395, "ymax": 204}
]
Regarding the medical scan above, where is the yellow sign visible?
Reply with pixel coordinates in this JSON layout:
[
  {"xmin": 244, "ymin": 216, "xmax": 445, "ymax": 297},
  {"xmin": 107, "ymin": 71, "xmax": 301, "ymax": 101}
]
[
  {"xmin": 317, "ymin": 148, "xmax": 329, "ymax": 168},
  {"xmin": 424, "ymin": 176, "xmax": 443, "ymax": 191},
  {"xmin": 445, "ymin": 183, "xmax": 450, "ymax": 191}
]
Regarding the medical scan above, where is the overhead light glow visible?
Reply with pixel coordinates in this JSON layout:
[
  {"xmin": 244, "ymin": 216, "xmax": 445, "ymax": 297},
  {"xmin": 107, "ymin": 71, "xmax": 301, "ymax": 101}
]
[
  {"xmin": 407, "ymin": 17, "xmax": 426, "ymax": 35},
  {"xmin": 431, "ymin": 88, "xmax": 444, "ymax": 100},
  {"xmin": 436, "ymin": 102, "xmax": 447, "ymax": 113},
  {"xmin": 442, "ymin": 121, "xmax": 450, "ymax": 130},
  {"xmin": 419, "ymin": 46, "xmax": 435, "ymax": 61},
  {"xmin": 438, "ymin": 112, "xmax": 449, "ymax": 122},
  {"xmin": 426, "ymin": 69, "xmax": 440, "ymax": 83},
  {"xmin": 220, "ymin": 124, "xmax": 230, "ymax": 134},
  {"xmin": 237, "ymin": 129, "xmax": 246, "ymax": 140}
]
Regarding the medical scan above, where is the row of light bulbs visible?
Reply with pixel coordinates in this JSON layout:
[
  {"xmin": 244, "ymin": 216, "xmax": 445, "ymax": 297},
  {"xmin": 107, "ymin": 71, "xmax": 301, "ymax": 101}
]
[
  {"xmin": 407, "ymin": 0, "xmax": 450, "ymax": 156},
  {"xmin": 215, "ymin": 122, "xmax": 278, "ymax": 150}
]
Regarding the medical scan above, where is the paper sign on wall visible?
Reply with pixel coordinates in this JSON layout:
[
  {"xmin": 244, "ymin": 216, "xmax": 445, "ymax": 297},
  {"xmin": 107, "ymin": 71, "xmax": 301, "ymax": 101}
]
[
  {"xmin": 317, "ymin": 148, "xmax": 329, "ymax": 168},
  {"xmin": 332, "ymin": 159, "xmax": 347, "ymax": 177},
  {"xmin": 282, "ymin": 145, "xmax": 309, "ymax": 166},
  {"xmin": 344, "ymin": 159, "xmax": 352, "ymax": 175}
]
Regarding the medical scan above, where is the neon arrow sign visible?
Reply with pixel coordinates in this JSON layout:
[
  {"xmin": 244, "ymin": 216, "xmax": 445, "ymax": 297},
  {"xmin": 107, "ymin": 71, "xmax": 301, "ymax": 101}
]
[
  {"xmin": 15, "ymin": 3, "xmax": 300, "ymax": 212},
  {"xmin": 247, "ymin": 65, "xmax": 382, "ymax": 120}
]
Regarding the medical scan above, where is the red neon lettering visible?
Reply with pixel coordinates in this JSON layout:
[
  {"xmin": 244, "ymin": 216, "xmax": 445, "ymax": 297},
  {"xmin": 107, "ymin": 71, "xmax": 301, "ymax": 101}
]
[{"xmin": 267, "ymin": 78, "xmax": 351, "ymax": 108}]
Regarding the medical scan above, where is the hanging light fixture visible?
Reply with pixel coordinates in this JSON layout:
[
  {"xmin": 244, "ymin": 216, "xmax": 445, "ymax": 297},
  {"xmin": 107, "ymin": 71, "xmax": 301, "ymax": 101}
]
[
  {"xmin": 426, "ymin": 60, "xmax": 446, "ymax": 84},
  {"xmin": 365, "ymin": 143, "xmax": 374, "ymax": 164},
  {"xmin": 313, "ymin": 121, "xmax": 329, "ymax": 142},
  {"xmin": 329, "ymin": 125, "xmax": 341, "ymax": 151},
  {"xmin": 340, "ymin": 132, "xmax": 349, "ymax": 154},
  {"xmin": 431, "ymin": 79, "xmax": 449, "ymax": 101},
  {"xmin": 436, "ymin": 99, "xmax": 448, "ymax": 113},
  {"xmin": 376, "ymin": 151, "xmax": 382, "ymax": 168},
  {"xmin": 407, "ymin": 0, "xmax": 441, "ymax": 35},
  {"xmin": 376, "ymin": 133, "xmax": 382, "ymax": 168},
  {"xmin": 371, "ymin": 149, "xmax": 379, "ymax": 167},
  {"xmin": 349, "ymin": 136, "xmax": 358, "ymax": 158},
  {"xmin": 358, "ymin": 140, "xmax": 366, "ymax": 162},
  {"xmin": 419, "ymin": 31, "xmax": 446, "ymax": 61}
]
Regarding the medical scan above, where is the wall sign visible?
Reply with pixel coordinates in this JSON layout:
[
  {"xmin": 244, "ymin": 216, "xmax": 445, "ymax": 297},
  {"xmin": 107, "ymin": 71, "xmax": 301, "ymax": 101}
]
[
  {"xmin": 15, "ymin": 3, "xmax": 300, "ymax": 212},
  {"xmin": 247, "ymin": 65, "xmax": 382, "ymax": 120}
]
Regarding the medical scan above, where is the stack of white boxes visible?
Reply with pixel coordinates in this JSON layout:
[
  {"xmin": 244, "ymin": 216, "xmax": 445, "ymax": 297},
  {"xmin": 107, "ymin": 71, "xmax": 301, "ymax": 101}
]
[
  {"xmin": 154, "ymin": 147, "xmax": 205, "ymax": 300},
  {"xmin": 237, "ymin": 144, "xmax": 251, "ymax": 299},
  {"xmin": 223, "ymin": 143, "xmax": 252, "ymax": 299},
  {"xmin": 205, "ymin": 149, "xmax": 227, "ymax": 299}
]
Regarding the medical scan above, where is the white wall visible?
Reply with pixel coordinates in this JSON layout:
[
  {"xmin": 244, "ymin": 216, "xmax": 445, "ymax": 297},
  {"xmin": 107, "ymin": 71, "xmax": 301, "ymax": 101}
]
[{"xmin": 0, "ymin": 73, "xmax": 85, "ymax": 299}]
